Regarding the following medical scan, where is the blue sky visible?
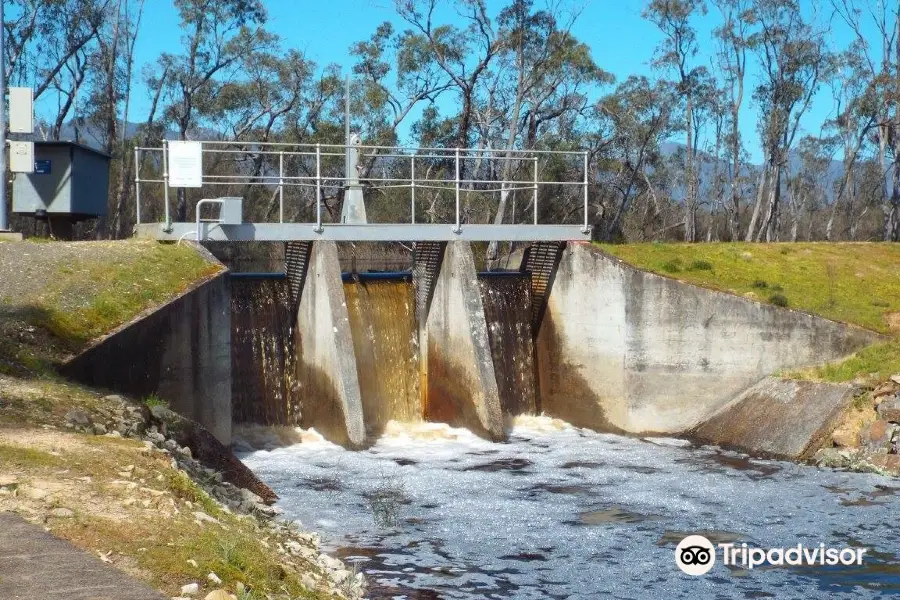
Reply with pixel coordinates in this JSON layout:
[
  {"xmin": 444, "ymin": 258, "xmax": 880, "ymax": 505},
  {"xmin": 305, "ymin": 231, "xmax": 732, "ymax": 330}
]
[{"xmin": 114, "ymin": 0, "xmax": 867, "ymax": 163}]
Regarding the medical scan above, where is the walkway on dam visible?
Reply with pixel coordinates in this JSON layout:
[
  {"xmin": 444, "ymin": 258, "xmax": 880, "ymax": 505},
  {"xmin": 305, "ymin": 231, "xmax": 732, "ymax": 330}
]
[{"xmin": 0, "ymin": 512, "xmax": 166, "ymax": 600}]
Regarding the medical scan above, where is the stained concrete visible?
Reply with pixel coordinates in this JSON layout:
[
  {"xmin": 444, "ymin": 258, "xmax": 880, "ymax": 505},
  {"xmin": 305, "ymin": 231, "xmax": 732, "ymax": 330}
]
[
  {"xmin": 0, "ymin": 512, "xmax": 165, "ymax": 599},
  {"xmin": 478, "ymin": 274, "xmax": 537, "ymax": 416},
  {"xmin": 424, "ymin": 242, "xmax": 504, "ymax": 440},
  {"xmin": 691, "ymin": 377, "xmax": 858, "ymax": 459},
  {"xmin": 294, "ymin": 241, "xmax": 366, "ymax": 447},
  {"xmin": 62, "ymin": 269, "xmax": 232, "ymax": 445},
  {"xmin": 537, "ymin": 243, "xmax": 880, "ymax": 434}
]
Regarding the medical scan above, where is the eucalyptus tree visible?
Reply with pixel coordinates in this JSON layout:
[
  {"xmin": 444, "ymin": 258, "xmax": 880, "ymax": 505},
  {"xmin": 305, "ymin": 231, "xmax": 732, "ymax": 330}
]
[
  {"xmin": 643, "ymin": 0, "xmax": 707, "ymax": 242},
  {"xmin": 744, "ymin": 0, "xmax": 828, "ymax": 242},
  {"xmin": 831, "ymin": 0, "xmax": 900, "ymax": 240},
  {"xmin": 711, "ymin": 0, "xmax": 751, "ymax": 240},
  {"xmin": 153, "ymin": 0, "xmax": 275, "ymax": 220}
]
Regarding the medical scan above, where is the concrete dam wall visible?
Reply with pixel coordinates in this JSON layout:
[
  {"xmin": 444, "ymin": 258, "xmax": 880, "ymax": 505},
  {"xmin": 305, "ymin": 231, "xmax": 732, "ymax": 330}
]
[{"xmin": 536, "ymin": 243, "xmax": 880, "ymax": 435}]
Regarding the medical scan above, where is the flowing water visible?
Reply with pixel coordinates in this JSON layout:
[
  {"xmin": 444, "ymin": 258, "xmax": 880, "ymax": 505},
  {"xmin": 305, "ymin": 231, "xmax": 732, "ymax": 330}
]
[{"xmin": 239, "ymin": 417, "xmax": 900, "ymax": 599}]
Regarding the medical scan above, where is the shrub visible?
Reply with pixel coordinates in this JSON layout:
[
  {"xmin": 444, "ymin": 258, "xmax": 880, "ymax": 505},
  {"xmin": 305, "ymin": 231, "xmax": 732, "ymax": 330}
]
[
  {"xmin": 771, "ymin": 284, "xmax": 784, "ymax": 292},
  {"xmin": 769, "ymin": 293, "xmax": 789, "ymax": 308},
  {"xmin": 688, "ymin": 260, "xmax": 713, "ymax": 271},
  {"xmin": 751, "ymin": 279, "xmax": 768, "ymax": 289},
  {"xmin": 661, "ymin": 259, "xmax": 682, "ymax": 273},
  {"xmin": 143, "ymin": 393, "xmax": 168, "ymax": 409}
]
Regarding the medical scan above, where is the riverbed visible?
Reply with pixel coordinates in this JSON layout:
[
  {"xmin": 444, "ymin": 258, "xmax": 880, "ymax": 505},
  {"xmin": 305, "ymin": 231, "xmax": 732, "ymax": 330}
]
[{"xmin": 239, "ymin": 417, "xmax": 900, "ymax": 599}]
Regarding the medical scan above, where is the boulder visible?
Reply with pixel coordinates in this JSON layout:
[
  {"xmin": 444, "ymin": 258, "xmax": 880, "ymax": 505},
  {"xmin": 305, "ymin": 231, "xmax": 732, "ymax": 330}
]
[
  {"xmin": 877, "ymin": 396, "xmax": 900, "ymax": 423},
  {"xmin": 858, "ymin": 420, "xmax": 895, "ymax": 453},
  {"xmin": 65, "ymin": 409, "xmax": 91, "ymax": 427},
  {"xmin": 831, "ymin": 429, "xmax": 858, "ymax": 448}
]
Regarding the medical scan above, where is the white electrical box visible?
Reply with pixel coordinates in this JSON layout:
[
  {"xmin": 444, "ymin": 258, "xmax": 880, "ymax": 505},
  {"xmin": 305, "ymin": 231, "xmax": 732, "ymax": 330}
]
[
  {"xmin": 9, "ymin": 141, "xmax": 34, "ymax": 173},
  {"xmin": 9, "ymin": 87, "xmax": 34, "ymax": 134}
]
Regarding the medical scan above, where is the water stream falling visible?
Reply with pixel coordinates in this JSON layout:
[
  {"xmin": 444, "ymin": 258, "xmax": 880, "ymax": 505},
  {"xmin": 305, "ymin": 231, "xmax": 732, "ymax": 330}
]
[{"xmin": 239, "ymin": 417, "xmax": 900, "ymax": 599}]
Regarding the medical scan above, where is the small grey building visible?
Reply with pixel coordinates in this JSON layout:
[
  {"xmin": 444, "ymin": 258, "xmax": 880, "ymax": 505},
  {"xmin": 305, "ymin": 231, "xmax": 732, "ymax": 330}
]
[{"xmin": 13, "ymin": 141, "xmax": 111, "ymax": 220}]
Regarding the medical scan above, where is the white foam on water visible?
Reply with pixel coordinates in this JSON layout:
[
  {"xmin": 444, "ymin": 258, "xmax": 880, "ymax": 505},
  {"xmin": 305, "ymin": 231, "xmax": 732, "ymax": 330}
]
[{"xmin": 239, "ymin": 419, "xmax": 900, "ymax": 598}]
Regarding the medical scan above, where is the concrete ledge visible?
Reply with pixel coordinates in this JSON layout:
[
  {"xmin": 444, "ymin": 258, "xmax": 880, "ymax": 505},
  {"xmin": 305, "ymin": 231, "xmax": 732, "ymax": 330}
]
[
  {"xmin": 0, "ymin": 232, "xmax": 23, "ymax": 242},
  {"xmin": 691, "ymin": 377, "xmax": 858, "ymax": 460},
  {"xmin": 424, "ymin": 242, "xmax": 504, "ymax": 440},
  {"xmin": 294, "ymin": 241, "xmax": 366, "ymax": 447}
]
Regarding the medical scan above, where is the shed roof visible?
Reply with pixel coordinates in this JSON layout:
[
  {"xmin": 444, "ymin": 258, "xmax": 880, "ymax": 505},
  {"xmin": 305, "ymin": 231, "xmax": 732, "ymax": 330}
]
[{"xmin": 33, "ymin": 140, "xmax": 111, "ymax": 160}]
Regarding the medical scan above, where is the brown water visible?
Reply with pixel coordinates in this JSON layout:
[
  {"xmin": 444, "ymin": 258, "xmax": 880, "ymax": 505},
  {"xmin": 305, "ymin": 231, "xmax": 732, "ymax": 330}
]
[
  {"xmin": 231, "ymin": 278, "xmax": 299, "ymax": 424},
  {"xmin": 344, "ymin": 279, "xmax": 421, "ymax": 436}
]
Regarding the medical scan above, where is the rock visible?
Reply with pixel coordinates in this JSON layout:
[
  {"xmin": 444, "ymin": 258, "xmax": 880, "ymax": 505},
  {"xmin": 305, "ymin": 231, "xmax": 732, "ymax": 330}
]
[
  {"xmin": 0, "ymin": 475, "xmax": 18, "ymax": 488},
  {"xmin": 892, "ymin": 375, "xmax": 900, "ymax": 385},
  {"xmin": 178, "ymin": 446, "xmax": 193, "ymax": 459},
  {"xmin": 831, "ymin": 429, "xmax": 858, "ymax": 448},
  {"xmin": 207, "ymin": 572, "xmax": 222, "ymax": 585},
  {"xmin": 180, "ymin": 583, "xmax": 199, "ymax": 596},
  {"xmin": 48, "ymin": 507, "xmax": 74, "ymax": 518},
  {"xmin": 65, "ymin": 409, "xmax": 91, "ymax": 427},
  {"xmin": 815, "ymin": 448, "xmax": 852, "ymax": 469},
  {"xmin": 300, "ymin": 573, "xmax": 317, "ymax": 590},
  {"xmin": 203, "ymin": 590, "xmax": 233, "ymax": 600},
  {"xmin": 192, "ymin": 511, "xmax": 219, "ymax": 525},
  {"xmin": 331, "ymin": 568, "xmax": 351, "ymax": 583},
  {"xmin": 147, "ymin": 432, "xmax": 165, "ymax": 444},
  {"xmin": 877, "ymin": 396, "xmax": 900, "ymax": 422},
  {"xmin": 186, "ymin": 559, "xmax": 198, "ymax": 568},
  {"xmin": 865, "ymin": 453, "xmax": 900, "ymax": 475},
  {"xmin": 21, "ymin": 485, "xmax": 50, "ymax": 501},
  {"xmin": 103, "ymin": 394, "xmax": 125, "ymax": 403},
  {"xmin": 859, "ymin": 420, "xmax": 895, "ymax": 453}
]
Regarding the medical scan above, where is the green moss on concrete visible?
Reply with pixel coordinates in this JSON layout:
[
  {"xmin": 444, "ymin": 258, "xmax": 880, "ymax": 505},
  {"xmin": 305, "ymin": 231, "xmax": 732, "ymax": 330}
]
[{"xmin": 599, "ymin": 242, "xmax": 900, "ymax": 334}]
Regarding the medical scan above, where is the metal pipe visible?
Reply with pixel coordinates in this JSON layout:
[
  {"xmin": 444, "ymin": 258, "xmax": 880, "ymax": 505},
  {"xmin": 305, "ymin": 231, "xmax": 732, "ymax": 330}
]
[
  {"xmin": 583, "ymin": 151, "xmax": 589, "ymax": 233},
  {"xmin": 533, "ymin": 156, "xmax": 539, "ymax": 225},
  {"xmin": 162, "ymin": 139, "xmax": 170, "ymax": 230},
  {"xmin": 315, "ymin": 143, "xmax": 322, "ymax": 232},
  {"xmin": 195, "ymin": 198, "xmax": 224, "ymax": 242},
  {"xmin": 278, "ymin": 151, "xmax": 284, "ymax": 223},
  {"xmin": 454, "ymin": 147, "xmax": 461, "ymax": 233},
  {"xmin": 134, "ymin": 147, "xmax": 141, "ymax": 225},
  {"xmin": 410, "ymin": 155, "xmax": 415, "ymax": 224}
]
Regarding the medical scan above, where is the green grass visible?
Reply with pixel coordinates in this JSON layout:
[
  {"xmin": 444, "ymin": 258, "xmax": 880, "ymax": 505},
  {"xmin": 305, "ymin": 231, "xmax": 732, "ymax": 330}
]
[
  {"xmin": 0, "ymin": 443, "xmax": 62, "ymax": 468},
  {"xmin": 143, "ymin": 393, "xmax": 168, "ymax": 409},
  {"xmin": 599, "ymin": 242, "xmax": 900, "ymax": 333},
  {"xmin": 30, "ymin": 242, "xmax": 221, "ymax": 348},
  {"xmin": 785, "ymin": 339, "xmax": 900, "ymax": 383}
]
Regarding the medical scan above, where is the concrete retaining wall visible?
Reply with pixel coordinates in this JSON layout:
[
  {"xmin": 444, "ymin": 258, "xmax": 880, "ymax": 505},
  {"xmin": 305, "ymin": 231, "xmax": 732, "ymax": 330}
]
[
  {"xmin": 62, "ymin": 271, "xmax": 232, "ymax": 445},
  {"xmin": 537, "ymin": 243, "xmax": 880, "ymax": 434},
  {"xmin": 424, "ymin": 242, "xmax": 504, "ymax": 440},
  {"xmin": 293, "ymin": 241, "xmax": 366, "ymax": 447}
]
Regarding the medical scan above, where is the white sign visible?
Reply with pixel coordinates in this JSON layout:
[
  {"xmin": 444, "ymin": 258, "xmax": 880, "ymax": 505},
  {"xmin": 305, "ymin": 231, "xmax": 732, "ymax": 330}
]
[
  {"xmin": 9, "ymin": 141, "xmax": 34, "ymax": 173},
  {"xmin": 168, "ymin": 141, "xmax": 203, "ymax": 188},
  {"xmin": 9, "ymin": 87, "xmax": 33, "ymax": 134}
]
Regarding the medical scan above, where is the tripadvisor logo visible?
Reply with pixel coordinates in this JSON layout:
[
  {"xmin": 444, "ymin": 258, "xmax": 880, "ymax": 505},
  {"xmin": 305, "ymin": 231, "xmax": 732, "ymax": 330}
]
[{"xmin": 675, "ymin": 535, "xmax": 868, "ymax": 576}]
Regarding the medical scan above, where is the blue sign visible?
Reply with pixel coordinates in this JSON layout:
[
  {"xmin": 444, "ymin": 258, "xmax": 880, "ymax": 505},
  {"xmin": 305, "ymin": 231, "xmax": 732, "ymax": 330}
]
[{"xmin": 34, "ymin": 159, "xmax": 51, "ymax": 174}]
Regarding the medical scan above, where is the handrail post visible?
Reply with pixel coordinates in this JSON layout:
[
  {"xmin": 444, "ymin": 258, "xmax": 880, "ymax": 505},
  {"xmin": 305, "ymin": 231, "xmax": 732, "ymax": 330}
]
[
  {"xmin": 582, "ymin": 151, "xmax": 590, "ymax": 234},
  {"xmin": 410, "ymin": 154, "xmax": 415, "ymax": 224},
  {"xmin": 134, "ymin": 147, "xmax": 141, "ymax": 225},
  {"xmin": 162, "ymin": 139, "xmax": 171, "ymax": 232},
  {"xmin": 314, "ymin": 143, "xmax": 323, "ymax": 233},
  {"xmin": 454, "ymin": 147, "xmax": 461, "ymax": 233},
  {"xmin": 533, "ymin": 155, "xmax": 539, "ymax": 225},
  {"xmin": 278, "ymin": 151, "xmax": 284, "ymax": 223}
]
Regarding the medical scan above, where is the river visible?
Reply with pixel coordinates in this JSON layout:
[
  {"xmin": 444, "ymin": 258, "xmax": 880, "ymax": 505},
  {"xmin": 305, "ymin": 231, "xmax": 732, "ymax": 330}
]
[{"xmin": 238, "ymin": 417, "xmax": 900, "ymax": 599}]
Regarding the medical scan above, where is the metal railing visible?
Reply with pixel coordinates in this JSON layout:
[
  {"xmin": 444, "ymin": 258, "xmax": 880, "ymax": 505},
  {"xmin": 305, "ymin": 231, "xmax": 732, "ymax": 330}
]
[{"xmin": 134, "ymin": 140, "xmax": 590, "ymax": 234}]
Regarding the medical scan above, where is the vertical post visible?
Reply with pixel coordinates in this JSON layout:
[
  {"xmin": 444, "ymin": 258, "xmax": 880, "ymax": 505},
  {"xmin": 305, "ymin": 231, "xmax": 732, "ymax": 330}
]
[
  {"xmin": 410, "ymin": 154, "xmax": 415, "ymax": 224},
  {"xmin": 315, "ymin": 143, "xmax": 322, "ymax": 232},
  {"xmin": 0, "ymin": 0, "xmax": 8, "ymax": 232},
  {"xmin": 583, "ymin": 151, "xmax": 589, "ymax": 233},
  {"xmin": 162, "ymin": 139, "xmax": 171, "ymax": 231},
  {"xmin": 533, "ymin": 155, "xmax": 539, "ymax": 225},
  {"xmin": 134, "ymin": 147, "xmax": 141, "ymax": 225},
  {"xmin": 278, "ymin": 151, "xmax": 284, "ymax": 223},
  {"xmin": 454, "ymin": 147, "xmax": 461, "ymax": 232}
]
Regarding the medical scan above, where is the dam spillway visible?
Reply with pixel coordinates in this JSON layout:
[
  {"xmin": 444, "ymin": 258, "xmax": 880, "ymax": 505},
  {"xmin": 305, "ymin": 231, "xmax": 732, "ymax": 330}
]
[{"xmin": 229, "ymin": 241, "xmax": 880, "ymax": 455}]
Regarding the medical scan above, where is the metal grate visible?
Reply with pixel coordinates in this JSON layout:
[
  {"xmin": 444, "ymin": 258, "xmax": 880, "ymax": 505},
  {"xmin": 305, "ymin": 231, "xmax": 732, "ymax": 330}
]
[
  {"xmin": 521, "ymin": 241, "xmax": 566, "ymax": 331},
  {"xmin": 412, "ymin": 241, "xmax": 447, "ymax": 326},
  {"xmin": 284, "ymin": 241, "xmax": 313, "ymax": 308}
]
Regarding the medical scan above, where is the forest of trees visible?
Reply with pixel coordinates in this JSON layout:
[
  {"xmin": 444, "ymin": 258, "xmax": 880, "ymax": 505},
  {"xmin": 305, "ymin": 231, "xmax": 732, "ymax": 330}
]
[{"xmin": 5, "ymin": 0, "xmax": 900, "ymax": 243}]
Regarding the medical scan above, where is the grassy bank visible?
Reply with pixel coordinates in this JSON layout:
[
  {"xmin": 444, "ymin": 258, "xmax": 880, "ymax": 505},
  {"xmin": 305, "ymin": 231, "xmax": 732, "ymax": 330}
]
[
  {"xmin": 0, "ymin": 239, "xmax": 345, "ymax": 599},
  {"xmin": 0, "ymin": 239, "xmax": 221, "ymax": 376},
  {"xmin": 599, "ymin": 242, "xmax": 900, "ymax": 383}
]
